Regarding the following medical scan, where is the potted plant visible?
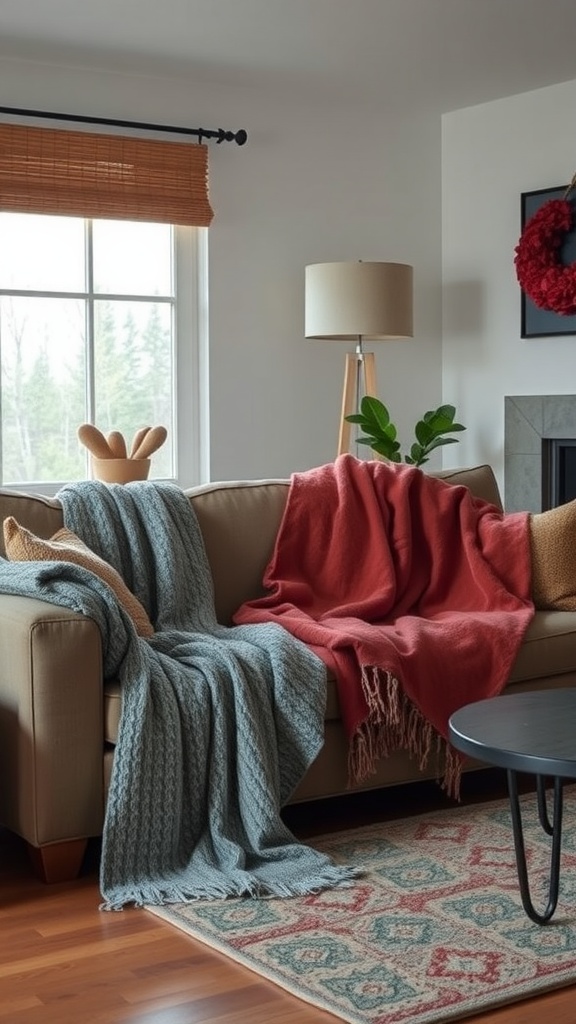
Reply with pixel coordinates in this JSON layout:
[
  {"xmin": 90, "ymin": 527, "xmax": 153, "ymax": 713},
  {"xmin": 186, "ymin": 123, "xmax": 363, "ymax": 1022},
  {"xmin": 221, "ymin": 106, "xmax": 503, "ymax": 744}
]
[{"xmin": 345, "ymin": 396, "xmax": 466, "ymax": 467}]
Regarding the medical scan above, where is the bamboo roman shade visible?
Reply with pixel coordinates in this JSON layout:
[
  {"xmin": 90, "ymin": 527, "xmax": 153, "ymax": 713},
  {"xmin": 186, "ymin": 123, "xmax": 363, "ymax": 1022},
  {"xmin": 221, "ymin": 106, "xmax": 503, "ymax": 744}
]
[{"xmin": 0, "ymin": 123, "xmax": 213, "ymax": 225}]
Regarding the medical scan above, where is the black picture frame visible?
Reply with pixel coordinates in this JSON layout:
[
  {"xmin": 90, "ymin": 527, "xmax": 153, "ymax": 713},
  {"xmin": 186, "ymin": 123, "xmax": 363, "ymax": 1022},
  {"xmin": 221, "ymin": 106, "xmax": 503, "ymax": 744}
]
[{"xmin": 520, "ymin": 185, "xmax": 576, "ymax": 338}]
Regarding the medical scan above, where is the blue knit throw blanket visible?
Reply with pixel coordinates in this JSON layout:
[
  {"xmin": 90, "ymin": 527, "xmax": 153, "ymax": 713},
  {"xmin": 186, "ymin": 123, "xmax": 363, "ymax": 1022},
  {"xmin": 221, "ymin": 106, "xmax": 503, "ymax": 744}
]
[{"xmin": 2, "ymin": 481, "xmax": 358, "ymax": 908}]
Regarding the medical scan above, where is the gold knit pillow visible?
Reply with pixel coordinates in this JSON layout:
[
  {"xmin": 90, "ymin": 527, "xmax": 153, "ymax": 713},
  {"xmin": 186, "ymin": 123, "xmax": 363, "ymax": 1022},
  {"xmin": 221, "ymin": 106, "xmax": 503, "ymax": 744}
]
[
  {"xmin": 3, "ymin": 516, "xmax": 154, "ymax": 638},
  {"xmin": 529, "ymin": 501, "xmax": 576, "ymax": 610}
]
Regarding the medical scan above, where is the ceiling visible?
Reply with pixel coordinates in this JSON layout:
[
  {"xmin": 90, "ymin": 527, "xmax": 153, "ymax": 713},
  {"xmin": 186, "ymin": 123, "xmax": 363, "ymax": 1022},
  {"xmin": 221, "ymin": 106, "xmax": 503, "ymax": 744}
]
[{"xmin": 2, "ymin": 0, "xmax": 576, "ymax": 115}]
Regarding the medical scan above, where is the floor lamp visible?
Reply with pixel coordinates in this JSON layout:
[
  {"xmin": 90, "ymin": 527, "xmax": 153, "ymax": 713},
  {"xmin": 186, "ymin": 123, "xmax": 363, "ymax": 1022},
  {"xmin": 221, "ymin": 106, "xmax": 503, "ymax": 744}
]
[{"xmin": 305, "ymin": 261, "xmax": 413, "ymax": 456}]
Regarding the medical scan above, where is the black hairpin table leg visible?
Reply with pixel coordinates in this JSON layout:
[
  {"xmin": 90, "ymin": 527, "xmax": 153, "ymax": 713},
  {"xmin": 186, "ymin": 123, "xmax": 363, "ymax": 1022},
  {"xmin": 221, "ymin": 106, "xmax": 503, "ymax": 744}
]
[{"xmin": 507, "ymin": 770, "xmax": 564, "ymax": 925}]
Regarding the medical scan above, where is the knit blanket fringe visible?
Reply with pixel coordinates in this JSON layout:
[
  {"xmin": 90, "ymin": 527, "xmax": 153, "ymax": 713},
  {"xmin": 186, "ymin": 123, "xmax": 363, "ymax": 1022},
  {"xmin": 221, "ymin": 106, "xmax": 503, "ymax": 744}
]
[
  {"xmin": 100, "ymin": 862, "xmax": 358, "ymax": 912},
  {"xmin": 351, "ymin": 666, "xmax": 461, "ymax": 799}
]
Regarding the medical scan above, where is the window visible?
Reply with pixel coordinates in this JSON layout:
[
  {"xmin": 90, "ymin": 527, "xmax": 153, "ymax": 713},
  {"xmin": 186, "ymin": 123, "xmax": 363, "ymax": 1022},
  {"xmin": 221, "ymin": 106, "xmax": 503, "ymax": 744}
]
[{"xmin": 0, "ymin": 212, "xmax": 207, "ymax": 492}]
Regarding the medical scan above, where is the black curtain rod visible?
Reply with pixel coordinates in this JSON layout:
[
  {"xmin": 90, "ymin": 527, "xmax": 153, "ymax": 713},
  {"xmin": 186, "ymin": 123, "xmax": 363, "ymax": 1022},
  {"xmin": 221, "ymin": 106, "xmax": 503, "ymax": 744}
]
[{"xmin": 0, "ymin": 105, "xmax": 248, "ymax": 146}]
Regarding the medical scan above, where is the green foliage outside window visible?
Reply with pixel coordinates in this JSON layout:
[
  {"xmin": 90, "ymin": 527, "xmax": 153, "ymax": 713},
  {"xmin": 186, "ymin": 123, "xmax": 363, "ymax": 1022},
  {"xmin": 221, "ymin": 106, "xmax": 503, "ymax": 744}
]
[{"xmin": 0, "ymin": 299, "xmax": 172, "ymax": 484}]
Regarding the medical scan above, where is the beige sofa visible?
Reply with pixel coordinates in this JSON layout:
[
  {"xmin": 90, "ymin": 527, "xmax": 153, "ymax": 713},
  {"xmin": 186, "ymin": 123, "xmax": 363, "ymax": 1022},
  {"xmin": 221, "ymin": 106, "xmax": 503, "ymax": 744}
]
[{"xmin": 1, "ymin": 463, "xmax": 576, "ymax": 883}]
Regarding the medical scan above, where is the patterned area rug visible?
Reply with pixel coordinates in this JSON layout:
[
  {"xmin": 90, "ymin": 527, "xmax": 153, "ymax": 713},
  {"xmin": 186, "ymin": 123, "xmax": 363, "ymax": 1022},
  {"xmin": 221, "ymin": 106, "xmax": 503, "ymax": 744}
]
[{"xmin": 147, "ymin": 788, "xmax": 576, "ymax": 1023}]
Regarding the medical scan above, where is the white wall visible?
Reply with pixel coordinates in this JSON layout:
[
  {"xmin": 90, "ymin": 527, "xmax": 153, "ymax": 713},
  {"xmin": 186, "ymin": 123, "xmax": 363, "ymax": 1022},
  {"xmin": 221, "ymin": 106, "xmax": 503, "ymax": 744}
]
[
  {"xmin": 0, "ymin": 57, "xmax": 444, "ymax": 483},
  {"xmin": 442, "ymin": 79, "xmax": 576, "ymax": 494}
]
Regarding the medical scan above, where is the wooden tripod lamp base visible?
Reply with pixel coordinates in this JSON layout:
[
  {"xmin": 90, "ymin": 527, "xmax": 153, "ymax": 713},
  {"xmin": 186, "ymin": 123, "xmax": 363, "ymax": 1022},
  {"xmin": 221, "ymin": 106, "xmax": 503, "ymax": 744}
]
[{"xmin": 337, "ymin": 350, "xmax": 377, "ymax": 457}]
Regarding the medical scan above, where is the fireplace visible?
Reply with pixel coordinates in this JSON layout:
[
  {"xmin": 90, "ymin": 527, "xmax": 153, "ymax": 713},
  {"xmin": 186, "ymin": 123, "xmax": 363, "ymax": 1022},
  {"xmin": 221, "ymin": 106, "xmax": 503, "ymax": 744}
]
[
  {"xmin": 505, "ymin": 395, "xmax": 576, "ymax": 512},
  {"xmin": 542, "ymin": 438, "xmax": 576, "ymax": 510}
]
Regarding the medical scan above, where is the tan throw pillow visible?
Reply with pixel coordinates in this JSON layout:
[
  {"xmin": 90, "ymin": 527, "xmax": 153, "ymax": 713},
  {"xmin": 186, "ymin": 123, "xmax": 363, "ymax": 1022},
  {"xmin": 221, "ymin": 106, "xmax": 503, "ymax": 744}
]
[
  {"xmin": 3, "ymin": 516, "xmax": 154, "ymax": 638},
  {"xmin": 529, "ymin": 501, "xmax": 576, "ymax": 611}
]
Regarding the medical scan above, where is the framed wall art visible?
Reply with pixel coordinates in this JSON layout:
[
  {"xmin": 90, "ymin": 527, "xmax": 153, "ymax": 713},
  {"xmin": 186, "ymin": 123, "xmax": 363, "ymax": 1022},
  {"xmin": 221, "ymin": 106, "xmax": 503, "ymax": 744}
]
[{"xmin": 519, "ymin": 184, "xmax": 576, "ymax": 338}]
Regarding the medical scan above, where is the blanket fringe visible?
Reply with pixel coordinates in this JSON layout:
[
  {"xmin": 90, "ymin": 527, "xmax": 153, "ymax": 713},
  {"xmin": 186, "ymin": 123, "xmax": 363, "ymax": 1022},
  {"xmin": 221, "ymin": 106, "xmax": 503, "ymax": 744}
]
[
  {"xmin": 99, "ymin": 864, "xmax": 362, "ymax": 911},
  {"xmin": 350, "ymin": 666, "xmax": 462, "ymax": 800}
]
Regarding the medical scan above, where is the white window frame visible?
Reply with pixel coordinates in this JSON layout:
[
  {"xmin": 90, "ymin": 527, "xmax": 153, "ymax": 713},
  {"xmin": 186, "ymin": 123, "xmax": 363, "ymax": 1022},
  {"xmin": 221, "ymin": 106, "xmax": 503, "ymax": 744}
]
[
  {"xmin": 175, "ymin": 224, "xmax": 210, "ymax": 489},
  {"xmin": 0, "ymin": 220, "xmax": 209, "ymax": 495}
]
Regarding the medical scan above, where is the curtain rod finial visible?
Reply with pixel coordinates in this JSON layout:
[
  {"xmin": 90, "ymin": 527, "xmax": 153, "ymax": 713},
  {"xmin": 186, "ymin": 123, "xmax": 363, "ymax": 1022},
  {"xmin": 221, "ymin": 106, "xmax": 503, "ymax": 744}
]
[{"xmin": 213, "ymin": 128, "xmax": 248, "ymax": 145}]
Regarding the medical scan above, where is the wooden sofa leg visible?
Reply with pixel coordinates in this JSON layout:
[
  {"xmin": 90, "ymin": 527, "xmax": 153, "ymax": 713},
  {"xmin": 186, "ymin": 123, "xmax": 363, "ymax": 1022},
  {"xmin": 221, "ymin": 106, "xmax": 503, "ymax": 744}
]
[{"xmin": 27, "ymin": 838, "xmax": 88, "ymax": 883}]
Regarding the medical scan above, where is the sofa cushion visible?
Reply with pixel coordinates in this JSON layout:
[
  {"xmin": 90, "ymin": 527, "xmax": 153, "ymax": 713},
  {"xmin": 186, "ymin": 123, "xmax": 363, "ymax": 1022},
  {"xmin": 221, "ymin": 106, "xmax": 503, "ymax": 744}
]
[
  {"xmin": 3, "ymin": 517, "xmax": 154, "ymax": 638},
  {"xmin": 103, "ymin": 611, "xmax": 576, "ymax": 745},
  {"xmin": 0, "ymin": 489, "xmax": 63, "ymax": 556},
  {"xmin": 432, "ymin": 464, "xmax": 503, "ymax": 509},
  {"xmin": 508, "ymin": 609, "xmax": 576, "ymax": 683},
  {"xmin": 187, "ymin": 479, "xmax": 290, "ymax": 624}
]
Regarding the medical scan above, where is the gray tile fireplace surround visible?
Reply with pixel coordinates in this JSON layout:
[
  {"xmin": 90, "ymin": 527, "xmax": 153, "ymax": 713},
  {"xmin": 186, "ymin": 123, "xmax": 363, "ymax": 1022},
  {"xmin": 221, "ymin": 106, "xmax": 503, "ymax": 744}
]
[{"xmin": 505, "ymin": 395, "xmax": 576, "ymax": 513}]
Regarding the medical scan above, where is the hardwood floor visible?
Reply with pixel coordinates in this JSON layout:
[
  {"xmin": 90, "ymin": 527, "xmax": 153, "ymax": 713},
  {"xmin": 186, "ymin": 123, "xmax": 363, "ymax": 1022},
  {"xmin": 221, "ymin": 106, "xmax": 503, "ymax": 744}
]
[{"xmin": 1, "ymin": 771, "xmax": 575, "ymax": 1023}]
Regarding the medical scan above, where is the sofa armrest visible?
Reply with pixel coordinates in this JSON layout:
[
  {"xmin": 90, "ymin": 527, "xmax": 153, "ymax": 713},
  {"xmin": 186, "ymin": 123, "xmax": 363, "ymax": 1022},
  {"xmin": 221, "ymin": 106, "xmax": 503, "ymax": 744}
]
[{"xmin": 0, "ymin": 594, "xmax": 105, "ymax": 848}]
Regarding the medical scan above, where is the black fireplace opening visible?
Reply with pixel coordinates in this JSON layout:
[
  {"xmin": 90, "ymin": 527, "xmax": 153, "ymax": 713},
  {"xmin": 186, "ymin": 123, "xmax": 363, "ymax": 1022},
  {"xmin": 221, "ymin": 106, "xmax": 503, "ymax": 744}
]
[{"xmin": 542, "ymin": 439, "xmax": 576, "ymax": 510}]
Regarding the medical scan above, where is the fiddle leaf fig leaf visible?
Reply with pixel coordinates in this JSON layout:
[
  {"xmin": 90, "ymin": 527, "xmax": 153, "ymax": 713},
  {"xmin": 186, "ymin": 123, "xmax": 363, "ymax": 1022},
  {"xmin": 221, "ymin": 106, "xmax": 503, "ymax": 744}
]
[
  {"xmin": 359, "ymin": 396, "xmax": 391, "ymax": 429},
  {"xmin": 415, "ymin": 420, "xmax": 434, "ymax": 445},
  {"xmin": 437, "ymin": 404, "xmax": 456, "ymax": 419},
  {"xmin": 370, "ymin": 439, "xmax": 401, "ymax": 461},
  {"xmin": 406, "ymin": 442, "xmax": 425, "ymax": 464},
  {"xmin": 426, "ymin": 436, "xmax": 460, "ymax": 451}
]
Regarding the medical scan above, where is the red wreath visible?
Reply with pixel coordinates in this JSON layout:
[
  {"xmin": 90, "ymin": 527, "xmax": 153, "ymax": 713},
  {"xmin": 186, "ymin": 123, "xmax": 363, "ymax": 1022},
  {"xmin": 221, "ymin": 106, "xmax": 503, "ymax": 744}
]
[{"xmin": 514, "ymin": 189, "xmax": 576, "ymax": 316}]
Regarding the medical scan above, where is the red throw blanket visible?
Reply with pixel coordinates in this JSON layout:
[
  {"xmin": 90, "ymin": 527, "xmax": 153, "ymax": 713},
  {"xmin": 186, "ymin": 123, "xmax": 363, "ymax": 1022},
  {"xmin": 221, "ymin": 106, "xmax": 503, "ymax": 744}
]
[{"xmin": 233, "ymin": 456, "xmax": 535, "ymax": 796}]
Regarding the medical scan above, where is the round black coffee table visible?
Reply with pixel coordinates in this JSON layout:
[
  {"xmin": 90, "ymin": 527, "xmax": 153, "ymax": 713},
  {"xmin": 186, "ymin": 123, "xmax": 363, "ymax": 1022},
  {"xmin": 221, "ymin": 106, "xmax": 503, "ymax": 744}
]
[{"xmin": 449, "ymin": 689, "xmax": 576, "ymax": 925}]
